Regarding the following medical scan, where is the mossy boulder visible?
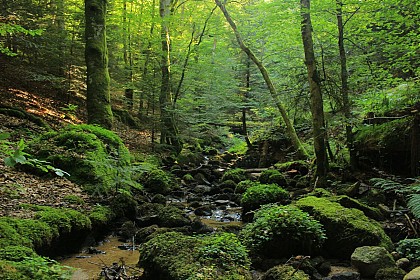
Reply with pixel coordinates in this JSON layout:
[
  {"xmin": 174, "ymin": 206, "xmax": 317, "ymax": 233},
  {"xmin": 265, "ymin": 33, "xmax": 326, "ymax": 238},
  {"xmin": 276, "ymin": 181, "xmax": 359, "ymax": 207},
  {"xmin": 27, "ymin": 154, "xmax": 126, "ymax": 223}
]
[
  {"xmin": 351, "ymin": 246, "xmax": 396, "ymax": 277},
  {"xmin": 28, "ymin": 124, "xmax": 132, "ymax": 194},
  {"xmin": 295, "ymin": 196, "xmax": 393, "ymax": 258},
  {"xmin": 235, "ymin": 180, "xmax": 255, "ymax": 194},
  {"xmin": 139, "ymin": 231, "xmax": 251, "ymax": 280},
  {"xmin": 375, "ymin": 267, "xmax": 406, "ymax": 280},
  {"xmin": 240, "ymin": 205, "xmax": 326, "ymax": 258},
  {"xmin": 141, "ymin": 168, "xmax": 174, "ymax": 195},
  {"xmin": 221, "ymin": 168, "xmax": 247, "ymax": 183},
  {"xmin": 88, "ymin": 205, "xmax": 115, "ymax": 227},
  {"xmin": 137, "ymin": 203, "xmax": 191, "ymax": 228},
  {"xmin": 274, "ymin": 160, "xmax": 310, "ymax": 176},
  {"xmin": 259, "ymin": 169, "xmax": 287, "ymax": 186},
  {"xmin": 262, "ymin": 265, "xmax": 310, "ymax": 280},
  {"xmin": 241, "ymin": 183, "xmax": 289, "ymax": 215},
  {"xmin": 331, "ymin": 195, "xmax": 384, "ymax": 221}
]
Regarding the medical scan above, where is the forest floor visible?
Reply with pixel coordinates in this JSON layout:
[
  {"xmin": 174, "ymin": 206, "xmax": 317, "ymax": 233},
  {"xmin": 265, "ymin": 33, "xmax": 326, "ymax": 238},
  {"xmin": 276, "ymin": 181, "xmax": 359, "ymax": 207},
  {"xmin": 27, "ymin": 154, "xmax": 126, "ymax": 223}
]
[{"xmin": 0, "ymin": 57, "xmax": 150, "ymax": 219}]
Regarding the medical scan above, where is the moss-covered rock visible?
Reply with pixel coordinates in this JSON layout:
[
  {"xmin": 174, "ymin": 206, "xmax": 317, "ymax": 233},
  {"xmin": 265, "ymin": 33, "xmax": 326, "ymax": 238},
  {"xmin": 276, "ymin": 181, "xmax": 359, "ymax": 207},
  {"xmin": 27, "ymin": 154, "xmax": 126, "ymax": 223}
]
[
  {"xmin": 141, "ymin": 168, "xmax": 174, "ymax": 195},
  {"xmin": 28, "ymin": 124, "xmax": 132, "ymax": 194},
  {"xmin": 221, "ymin": 168, "xmax": 247, "ymax": 183},
  {"xmin": 240, "ymin": 204, "xmax": 326, "ymax": 258},
  {"xmin": 241, "ymin": 183, "xmax": 289, "ymax": 215},
  {"xmin": 137, "ymin": 203, "xmax": 191, "ymax": 228},
  {"xmin": 3, "ymin": 218, "xmax": 57, "ymax": 248},
  {"xmin": 235, "ymin": 180, "xmax": 255, "ymax": 194},
  {"xmin": 110, "ymin": 192, "xmax": 138, "ymax": 220},
  {"xmin": 274, "ymin": 160, "xmax": 310, "ymax": 176},
  {"xmin": 139, "ymin": 231, "xmax": 251, "ymax": 280},
  {"xmin": 351, "ymin": 246, "xmax": 396, "ymax": 277},
  {"xmin": 331, "ymin": 195, "xmax": 384, "ymax": 221},
  {"xmin": 259, "ymin": 169, "xmax": 287, "ymax": 186},
  {"xmin": 295, "ymin": 196, "xmax": 393, "ymax": 258},
  {"xmin": 262, "ymin": 265, "xmax": 310, "ymax": 280},
  {"xmin": 88, "ymin": 205, "xmax": 115, "ymax": 227},
  {"xmin": 375, "ymin": 267, "xmax": 406, "ymax": 280}
]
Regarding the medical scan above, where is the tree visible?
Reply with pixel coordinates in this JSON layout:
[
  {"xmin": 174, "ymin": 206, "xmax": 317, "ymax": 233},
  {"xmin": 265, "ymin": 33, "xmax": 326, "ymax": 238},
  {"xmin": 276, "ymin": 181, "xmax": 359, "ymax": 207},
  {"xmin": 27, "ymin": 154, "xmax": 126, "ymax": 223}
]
[
  {"xmin": 85, "ymin": 0, "xmax": 113, "ymax": 129},
  {"xmin": 159, "ymin": 0, "xmax": 181, "ymax": 152},
  {"xmin": 215, "ymin": 0, "xmax": 309, "ymax": 159},
  {"xmin": 300, "ymin": 0, "xmax": 328, "ymax": 185}
]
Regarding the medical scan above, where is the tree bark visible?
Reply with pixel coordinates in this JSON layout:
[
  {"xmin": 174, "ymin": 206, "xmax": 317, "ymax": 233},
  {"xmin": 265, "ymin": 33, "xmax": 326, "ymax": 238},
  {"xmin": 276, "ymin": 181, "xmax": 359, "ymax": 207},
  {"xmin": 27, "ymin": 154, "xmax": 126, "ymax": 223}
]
[
  {"xmin": 215, "ymin": 0, "xmax": 308, "ymax": 159},
  {"xmin": 85, "ymin": 0, "xmax": 113, "ymax": 129},
  {"xmin": 300, "ymin": 0, "xmax": 328, "ymax": 185},
  {"xmin": 336, "ymin": 0, "xmax": 356, "ymax": 169},
  {"xmin": 159, "ymin": 0, "xmax": 181, "ymax": 152}
]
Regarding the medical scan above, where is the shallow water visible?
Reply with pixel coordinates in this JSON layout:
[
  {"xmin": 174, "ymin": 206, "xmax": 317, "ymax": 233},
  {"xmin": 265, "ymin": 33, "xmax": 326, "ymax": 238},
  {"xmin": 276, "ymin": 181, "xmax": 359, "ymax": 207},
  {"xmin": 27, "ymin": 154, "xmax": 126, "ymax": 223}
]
[{"xmin": 59, "ymin": 236, "xmax": 141, "ymax": 280}]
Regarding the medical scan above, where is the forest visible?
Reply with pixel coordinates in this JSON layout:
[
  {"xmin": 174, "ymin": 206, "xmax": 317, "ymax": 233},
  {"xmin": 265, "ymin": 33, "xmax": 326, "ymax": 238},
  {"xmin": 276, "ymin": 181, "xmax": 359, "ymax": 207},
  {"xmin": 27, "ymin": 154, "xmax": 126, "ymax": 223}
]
[{"xmin": 0, "ymin": 0, "xmax": 419, "ymax": 279}]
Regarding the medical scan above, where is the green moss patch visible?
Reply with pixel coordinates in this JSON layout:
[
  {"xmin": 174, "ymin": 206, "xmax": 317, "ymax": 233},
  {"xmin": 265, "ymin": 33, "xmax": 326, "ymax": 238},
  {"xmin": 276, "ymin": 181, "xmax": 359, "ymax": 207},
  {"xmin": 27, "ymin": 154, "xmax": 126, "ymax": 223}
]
[
  {"xmin": 241, "ymin": 183, "xmax": 289, "ymax": 214},
  {"xmin": 139, "ymin": 231, "xmax": 251, "ymax": 280},
  {"xmin": 221, "ymin": 168, "xmax": 247, "ymax": 183},
  {"xmin": 240, "ymin": 204, "xmax": 325, "ymax": 258},
  {"xmin": 295, "ymin": 196, "xmax": 393, "ymax": 258}
]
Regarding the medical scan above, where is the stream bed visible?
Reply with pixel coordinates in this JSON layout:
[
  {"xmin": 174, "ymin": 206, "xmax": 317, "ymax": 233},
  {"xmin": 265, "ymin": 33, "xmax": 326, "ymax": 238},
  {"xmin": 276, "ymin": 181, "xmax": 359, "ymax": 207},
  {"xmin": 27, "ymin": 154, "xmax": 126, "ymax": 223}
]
[{"xmin": 59, "ymin": 236, "xmax": 141, "ymax": 280}]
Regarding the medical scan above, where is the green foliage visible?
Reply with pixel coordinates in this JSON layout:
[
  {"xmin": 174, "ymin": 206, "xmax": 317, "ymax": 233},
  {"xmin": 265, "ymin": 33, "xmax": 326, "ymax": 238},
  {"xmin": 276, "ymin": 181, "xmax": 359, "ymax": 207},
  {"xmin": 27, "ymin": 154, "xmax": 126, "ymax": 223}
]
[
  {"xmin": 240, "ymin": 205, "xmax": 325, "ymax": 258},
  {"xmin": 295, "ymin": 196, "xmax": 393, "ymax": 258},
  {"xmin": 241, "ymin": 183, "xmax": 289, "ymax": 213},
  {"xmin": 62, "ymin": 195, "xmax": 85, "ymax": 205},
  {"xmin": 355, "ymin": 117, "xmax": 411, "ymax": 149},
  {"xmin": 259, "ymin": 169, "xmax": 287, "ymax": 186},
  {"xmin": 262, "ymin": 265, "xmax": 310, "ymax": 280},
  {"xmin": 397, "ymin": 239, "xmax": 420, "ymax": 261},
  {"xmin": 198, "ymin": 233, "xmax": 250, "ymax": 270},
  {"xmin": 0, "ymin": 246, "xmax": 36, "ymax": 262},
  {"xmin": 3, "ymin": 218, "xmax": 56, "ymax": 248},
  {"xmin": 139, "ymin": 231, "xmax": 251, "ymax": 280},
  {"xmin": 235, "ymin": 180, "xmax": 255, "ymax": 194},
  {"xmin": 13, "ymin": 255, "xmax": 72, "ymax": 280},
  {"xmin": 88, "ymin": 205, "xmax": 115, "ymax": 226},
  {"xmin": 222, "ymin": 168, "xmax": 247, "ymax": 183},
  {"xmin": 227, "ymin": 136, "xmax": 248, "ymax": 155}
]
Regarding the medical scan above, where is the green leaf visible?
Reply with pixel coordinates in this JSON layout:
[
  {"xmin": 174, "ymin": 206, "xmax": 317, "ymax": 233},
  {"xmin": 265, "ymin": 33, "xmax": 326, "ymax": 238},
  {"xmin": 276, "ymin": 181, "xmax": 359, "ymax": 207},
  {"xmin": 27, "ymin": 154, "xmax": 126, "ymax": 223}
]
[
  {"xmin": 0, "ymin": 132, "xmax": 10, "ymax": 140},
  {"xmin": 4, "ymin": 157, "xmax": 16, "ymax": 167}
]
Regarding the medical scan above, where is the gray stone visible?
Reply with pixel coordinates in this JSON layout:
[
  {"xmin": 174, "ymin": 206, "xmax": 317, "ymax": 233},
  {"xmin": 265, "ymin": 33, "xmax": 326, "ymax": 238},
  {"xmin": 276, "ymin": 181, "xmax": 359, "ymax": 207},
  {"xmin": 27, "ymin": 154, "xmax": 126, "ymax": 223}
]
[
  {"xmin": 351, "ymin": 246, "xmax": 396, "ymax": 277},
  {"xmin": 323, "ymin": 271, "xmax": 360, "ymax": 280},
  {"xmin": 396, "ymin": 257, "xmax": 410, "ymax": 270}
]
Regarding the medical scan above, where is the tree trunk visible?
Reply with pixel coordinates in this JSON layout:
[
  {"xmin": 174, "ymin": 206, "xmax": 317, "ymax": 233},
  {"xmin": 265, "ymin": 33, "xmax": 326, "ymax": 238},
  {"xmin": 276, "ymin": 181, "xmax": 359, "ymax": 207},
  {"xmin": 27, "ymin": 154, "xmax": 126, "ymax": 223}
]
[
  {"xmin": 85, "ymin": 0, "xmax": 113, "ymax": 129},
  {"xmin": 159, "ymin": 0, "xmax": 181, "ymax": 152},
  {"xmin": 336, "ymin": 0, "xmax": 356, "ymax": 169},
  {"xmin": 300, "ymin": 0, "xmax": 328, "ymax": 185},
  {"xmin": 215, "ymin": 0, "xmax": 308, "ymax": 159}
]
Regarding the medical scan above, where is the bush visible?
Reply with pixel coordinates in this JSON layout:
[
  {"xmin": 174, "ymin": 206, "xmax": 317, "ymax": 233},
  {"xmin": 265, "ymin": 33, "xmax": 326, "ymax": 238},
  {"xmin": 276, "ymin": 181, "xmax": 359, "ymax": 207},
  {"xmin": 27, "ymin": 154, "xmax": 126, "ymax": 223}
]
[
  {"xmin": 259, "ymin": 170, "xmax": 287, "ymax": 186},
  {"xmin": 240, "ymin": 205, "xmax": 326, "ymax": 258},
  {"xmin": 221, "ymin": 168, "xmax": 247, "ymax": 183},
  {"xmin": 241, "ymin": 183, "xmax": 289, "ymax": 214},
  {"xmin": 235, "ymin": 180, "xmax": 255, "ymax": 194},
  {"xmin": 397, "ymin": 239, "xmax": 420, "ymax": 261}
]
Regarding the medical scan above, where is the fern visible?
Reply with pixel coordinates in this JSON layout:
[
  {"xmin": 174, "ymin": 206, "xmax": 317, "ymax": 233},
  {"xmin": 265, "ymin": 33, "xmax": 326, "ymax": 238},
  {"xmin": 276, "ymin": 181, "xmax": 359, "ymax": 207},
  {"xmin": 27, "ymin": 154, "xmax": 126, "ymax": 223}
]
[
  {"xmin": 408, "ymin": 194, "xmax": 420, "ymax": 219},
  {"xmin": 369, "ymin": 178, "xmax": 407, "ymax": 194}
]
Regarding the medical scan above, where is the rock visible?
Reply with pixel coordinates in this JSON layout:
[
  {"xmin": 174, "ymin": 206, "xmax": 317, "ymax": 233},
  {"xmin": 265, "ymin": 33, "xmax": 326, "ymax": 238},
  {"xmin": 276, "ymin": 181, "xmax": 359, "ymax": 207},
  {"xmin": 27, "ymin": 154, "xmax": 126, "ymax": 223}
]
[
  {"xmin": 262, "ymin": 265, "xmax": 310, "ymax": 280},
  {"xmin": 193, "ymin": 184, "xmax": 211, "ymax": 194},
  {"xmin": 351, "ymin": 246, "xmax": 396, "ymax": 277},
  {"xmin": 193, "ymin": 205, "xmax": 213, "ymax": 216},
  {"xmin": 190, "ymin": 217, "xmax": 214, "ymax": 234},
  {"xmin": 296, "ymin": 197, "xmax": 393, "ymax": 258},
  {"xmin": 404, "ymin": 266, "xmax": 420, "ymax": 280},
  {"xmin": 375, "ymin": 267, "xmax": 406, "ymax": 280},
  {"xmin": 396, "ymin": 257, "xmax": 410, "ymax": 270},
  {"xmin": 324, "ymin": 271, "xmax": 360, "ymax": 280}
]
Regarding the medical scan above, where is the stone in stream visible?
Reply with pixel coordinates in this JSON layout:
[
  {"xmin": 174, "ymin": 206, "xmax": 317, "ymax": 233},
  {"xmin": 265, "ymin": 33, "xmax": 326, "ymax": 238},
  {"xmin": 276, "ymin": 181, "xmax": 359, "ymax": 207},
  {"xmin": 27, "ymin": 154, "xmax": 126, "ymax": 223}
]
[
  {"xmin": 193, "ymin": 205, "xmax": 213, "ymax": 216},
  {"xmin": 404, "ymin": 266, "xmax": 420, "ymax": 280},
  {"xmin": 350, "ymin": 246, "xmax": 396, "ymax": 277}
]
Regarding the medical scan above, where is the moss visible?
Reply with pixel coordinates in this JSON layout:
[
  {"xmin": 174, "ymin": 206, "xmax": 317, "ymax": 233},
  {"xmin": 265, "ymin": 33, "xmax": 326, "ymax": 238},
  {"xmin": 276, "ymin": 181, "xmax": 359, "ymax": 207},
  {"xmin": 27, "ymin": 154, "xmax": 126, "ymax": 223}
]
[
  {"xmin": 62, "ymin": 195, "xmax": 85, "ymax": 205},
  {"xmin": 355, "ymin": 117, "xmax": 411, "ymax": 150},
  {"xmin": 139, "ymin": 231, "xmax": 251, "ymax": 280},
  {"xmin": 28, "ymin": 124, "xmax": 132, "ymax": 194},
  {"xmin": 220, "ymin": 179, "xmax": 237, "ymax": 189},
  {"xmin": 0, "ymin": 246, "xmax": 37, "ymax": 262},
  {"xmin": 0, "ymin": 218, "xmax": 32, "ymax": 248},
  {"xmin": 240, "ymin": 205, "xmax": 325, "ymax": 258},
  {"xmin": 235, "ymin": 180, "xmax": 255, "ymax": 194},
  {"xmin": 0, "ymin": 260, "xmax": 29, "ymax": 280},
  {"xmin": 142, "ymin": 168, "xmax": 174, "ymax": 194},
  {"xmin": 182, "ymin": 173, "xmax": 194, "ymax": 183},
  {"xmin": 137, "ymin": 203, "xmax": 191, "ymax": 228},
  {"xmin": 308, "ymin": 188, "xmax": 333, "ymax": 198},
  {"xmin": 274, "ymin": 160, "xmax": 310, "ymax": 175},
  {"xmin": 0, "ymin": 107, "xmax": 51, "ymax": 130},
  {"xmin": 88, "ymin": 205, "xmax": 115, "ymax": 226},
  {"xmin": 262, "ymin": 265, "xmax": 310, "ymax": 280},
  {"xmin": 110, "ymin": 192, "xmax": 138, "ymax": 220},
  {"xmin": 4, "ymin": 218, "xmax": 56, "ymax": 248},
  {"xmin": 331, "ymin": 195, "xmax": 384, "ymax": 221},
  {"xmin": 375, "ymin": 267, "xmax": 406, "ymax": 280},
  {"xmin": 259, "ymin": 169, "xmax": 287, "ymax": 186},
  {"xmin": 221, "ymin": 168, "xmax": 247, "ymax": 183},
  {"xmin": 295, "ymin": 196, "xmax": 393, "ymax": 258},
  {"xmin": 241, "ymin": 183, "xmax": 289, "ymax": 214}
]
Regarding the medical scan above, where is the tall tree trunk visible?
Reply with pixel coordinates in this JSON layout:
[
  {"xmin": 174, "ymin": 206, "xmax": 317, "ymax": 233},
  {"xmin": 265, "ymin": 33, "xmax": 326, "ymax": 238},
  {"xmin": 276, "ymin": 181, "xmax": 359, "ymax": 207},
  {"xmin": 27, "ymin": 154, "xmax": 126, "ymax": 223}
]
[
  {"xmin": 300, "ymin": 0, "xmax": 328, "ymax": 186},
  {"xmin": 85, "ymin": 0, "xmax": 113, "ymax": 129},
  {"xmin": 336, "ymin": 0, "xmax": 356, "ymax": 169},
  {"xmin": 159, "ymin": 0, "xmax": 181, "ymax": 152},
  {"xmin": 215, "ymin": 0, "xmax": 308, "ymax": 159}
]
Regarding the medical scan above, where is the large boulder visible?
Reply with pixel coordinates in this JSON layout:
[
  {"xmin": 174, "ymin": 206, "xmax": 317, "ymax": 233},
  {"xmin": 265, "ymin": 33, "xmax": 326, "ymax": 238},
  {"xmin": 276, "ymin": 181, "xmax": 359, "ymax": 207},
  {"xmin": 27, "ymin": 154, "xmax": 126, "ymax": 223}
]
[
  {"xmin": 295, "ymin": 196, "xmax": 393, "ymax": 258},
  {"xmin": 350, "ymin": 246, "xmax": 396, "ymax": 277}
]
